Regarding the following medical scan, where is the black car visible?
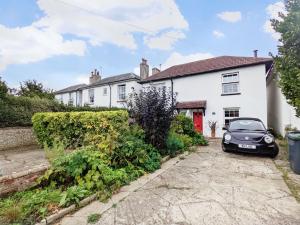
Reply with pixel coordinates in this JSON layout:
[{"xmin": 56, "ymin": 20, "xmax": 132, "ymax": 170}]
[{"xmin": 222, "ymin": 117, "xmax": 279, "ymax": 158}]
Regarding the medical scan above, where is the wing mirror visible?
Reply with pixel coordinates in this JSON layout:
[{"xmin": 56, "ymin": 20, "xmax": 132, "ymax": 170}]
[{"xmin": 222, "ymin": 126, "xmax": 228, "ymax": 131}]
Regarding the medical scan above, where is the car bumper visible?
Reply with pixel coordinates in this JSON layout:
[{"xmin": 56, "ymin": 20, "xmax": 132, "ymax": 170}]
[{"xmin": 222, "ymin": 141, "xmax": 278, "ymax": 155}]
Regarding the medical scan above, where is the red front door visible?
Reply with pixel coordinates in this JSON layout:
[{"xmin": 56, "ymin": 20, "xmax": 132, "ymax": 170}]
[{"xmin": 193, "ymin": 112, "xmax": 203, "ymax": 133}]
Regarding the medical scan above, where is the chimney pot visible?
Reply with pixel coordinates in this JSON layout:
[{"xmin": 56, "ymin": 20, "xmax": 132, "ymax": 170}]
[
  {"xmin": 253, "ymin": 50, "xmax": 258, "ymax": 58},
  {"xmin": 89, "ymin": 69, "xmax": 101, "ymax": 84},
  {"xmin": 152, "ymin": 67, "xmax": 160, "ymax": 75}
]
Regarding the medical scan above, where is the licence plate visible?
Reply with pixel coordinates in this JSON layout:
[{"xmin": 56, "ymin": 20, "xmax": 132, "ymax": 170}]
[{"xmin": 238, "ymin": 144, "xmax": 256, "ymax": 149}]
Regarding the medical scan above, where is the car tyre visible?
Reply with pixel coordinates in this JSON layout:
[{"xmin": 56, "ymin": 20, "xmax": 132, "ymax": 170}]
[{"xmin": 270, "ymin": 145, "xmax": 279, "ymax": 158}]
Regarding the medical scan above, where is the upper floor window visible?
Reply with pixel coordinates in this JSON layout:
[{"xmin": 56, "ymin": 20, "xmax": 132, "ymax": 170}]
[
  {"xmin": 88, "ymin": 89, "xmax": 94, "ymax": 104},
  {"xmin": 224, "ymin": 108, "xmax": 239, "ymax": 126},
  {"xmin": 103, "ymin": 87, "xmax": 107, "ymax": 96},
  {"xmin": 152, "ymin": 82, "xmax": 166, "ymax": 92},
  {"xmin": 118, "ymin": 84, "xmax": 126, "ymax": 100},
  {"xmin": 222, "ymin": 73, "xmax": 239, "ymax": 95}
]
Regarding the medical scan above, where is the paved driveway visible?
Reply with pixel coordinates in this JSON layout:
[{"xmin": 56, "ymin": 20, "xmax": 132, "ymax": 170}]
[{"xmin": 60, "ymin": 140, "xmax": 300, "ymax": 225}]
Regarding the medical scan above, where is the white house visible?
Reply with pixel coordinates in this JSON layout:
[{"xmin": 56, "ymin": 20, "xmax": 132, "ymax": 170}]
[
  {"xmin": 55, "ymin": 56, "xmax": 299, "ymax": 138},
  {"xmin": 267, "ymin": 69, "xmax": 300, "ymax": 136},
  {"xmin": 140, "ymin": 55, "xmax": 274, "ymax": 137},
  {"xmin": 55, "ymin": 69, "xmax": 141, "ymax": 108}
]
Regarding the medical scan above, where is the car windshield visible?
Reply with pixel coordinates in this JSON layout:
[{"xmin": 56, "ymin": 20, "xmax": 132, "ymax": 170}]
[{"xmin": 229, "ymin": 120, "xmax": 265, "ymax": 131}]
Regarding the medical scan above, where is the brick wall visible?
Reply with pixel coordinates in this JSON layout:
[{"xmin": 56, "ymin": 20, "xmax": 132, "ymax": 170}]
[{"xmin": 0, "ymin": 127, "xmax": 37, "ymax": 151}]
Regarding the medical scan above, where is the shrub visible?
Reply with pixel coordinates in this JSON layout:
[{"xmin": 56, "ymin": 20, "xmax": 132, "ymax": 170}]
[
  {"xmin": 32, "ymin": 111, "xmax": 129, "ymax": 149},
  {"xmin": 128, "ymin": 87, "xmax": 176, "ymax": 152},
  {"xmin": 192, "ymin": 132, "xmax": 208, "ymax": 146},
  {"xmin": 178, "ymin": 134, "xmax": 193, "ymax": 148},
  {"xmin": 171, "ymin": 114, "xmax": 195, "ymax": 137},
  {"xmin": 166, "ymin": 132, "xmax": 185, "ymax": 157}
]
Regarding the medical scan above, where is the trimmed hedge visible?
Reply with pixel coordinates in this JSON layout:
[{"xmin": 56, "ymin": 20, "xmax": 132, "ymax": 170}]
[
  {"xmin": 32, "ymin": 111, "xmax": 129, "ymax": 148},
  {"xmin": 0, "ymin": 95, "xmax": 123, "ymax": 128}
]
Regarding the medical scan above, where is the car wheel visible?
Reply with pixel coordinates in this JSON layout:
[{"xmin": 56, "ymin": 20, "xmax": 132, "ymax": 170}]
[
  {"xmin": 222, "ymin": 145, "xmax": 228, "ymax": 152},
  {"xmin": 270, "ymin": 145, "xmax": 279, "ymax": 158}
]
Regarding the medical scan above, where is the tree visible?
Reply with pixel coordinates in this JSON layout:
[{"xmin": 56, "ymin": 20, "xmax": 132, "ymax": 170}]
[
  {"xmin": 128, "ymin": 87, "xmax": 176, "ymax": 152},
  {"xmin": 0, "ymin": 77, "xmax": 8, "ymax": 99},
  {"xmin": 18, "ymin": 80, "xmax": 54, "ymax": 99},
  {"xmin": 272, "ymin": 0, "xmax": 300, "ymax": 116}
]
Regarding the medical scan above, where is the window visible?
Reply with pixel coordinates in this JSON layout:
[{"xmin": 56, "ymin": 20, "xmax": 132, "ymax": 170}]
[
  {"xmin": 103, "ymin": 87, "xmax": 107, "ymax": 96},
  {"xmin": 60, "ymin": 95, "xmax": 63, "ymax": 103},
  {"xmin": 152, "ymin": 83, "xmax": 166, "ymax": 92},
  {"xmin": 118, "ymin": 85, "xmax": 126, "ymax": 100},
  {"xmin": 224, "ymin": 108, "xmax": 239, "ymax": 126},
  {"xmin": 88, "ymin": 89, "xmax": 94, "ymax": 104},
  {"xmin": 229, "ymin": 119, "xmax": 265, "ymax": 131},
  {"xmin": 222, "ymin": 73, "xmax": 239, "ymax": 95},
  {"xmin": 68, "ymin": 93, "xmax": 73, "ymax": 105}
]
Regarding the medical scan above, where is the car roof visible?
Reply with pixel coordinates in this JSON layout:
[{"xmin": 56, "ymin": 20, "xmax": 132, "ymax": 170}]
[{"xmin": 230, "ymin": 117, "xmax": 263, "ymax": 122}]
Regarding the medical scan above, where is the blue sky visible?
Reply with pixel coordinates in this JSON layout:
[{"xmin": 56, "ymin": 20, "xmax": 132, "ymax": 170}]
[{"xmin": 0, "ymin": 0, "xmax": 284, "ymax": 90}]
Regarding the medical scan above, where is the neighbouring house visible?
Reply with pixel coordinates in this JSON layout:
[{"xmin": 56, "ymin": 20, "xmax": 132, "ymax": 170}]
[
  {"xmin": 55, "ymin": 69, "xmax": 141, "ymax": 108},
  {"xmin": 55, "ymin": 83, "xmax": 87, "ymax": 106},
  {"xmin": 267, "ymin": 68, "xmax": 300, "ymax": 136},
  {"xmin": 141, "ymin": 54, "xmax": 273, "ymax": 137}
]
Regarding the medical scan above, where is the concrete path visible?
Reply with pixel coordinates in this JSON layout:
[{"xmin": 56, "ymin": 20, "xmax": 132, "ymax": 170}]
[
  {"xmin": 0, "ymin": 145, "xmax": 48, "ymax": 176},
  {"xmin": 59, "ymin": 140, "xmax": 300, "ymax": 225}
]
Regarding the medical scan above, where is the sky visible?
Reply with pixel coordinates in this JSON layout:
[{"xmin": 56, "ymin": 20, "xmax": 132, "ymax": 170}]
[{"xmin": 0, "ymin": 0, "xmax": 285, "ymax": 91}]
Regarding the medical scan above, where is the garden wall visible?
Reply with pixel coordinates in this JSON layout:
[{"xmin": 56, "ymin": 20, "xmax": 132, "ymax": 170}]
[{"xmin": 0, "ymin": 127, "xmax": 37, "ymax": 151}]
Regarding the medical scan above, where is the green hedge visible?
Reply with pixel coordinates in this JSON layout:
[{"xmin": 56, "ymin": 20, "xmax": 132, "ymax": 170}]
[
  {"xmin": 0, "ymin": 95, "xmax": 123, "ymax": 128},
  {"xmin": 32, "ymin": 111, "xmax": 129, "ymax": 148}
]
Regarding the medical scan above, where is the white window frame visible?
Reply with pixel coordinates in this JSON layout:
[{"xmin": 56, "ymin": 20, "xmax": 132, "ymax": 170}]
[
  {"xmin": 103, "ymin": 87, "xmax": 107, "ymax": 96},
  {"xmin": 224, "ymin": 108, "xmax": 240, "ymax": 126},
  {"xmin": 88, "ymin": 89, "xmax": 94, "ymax": 104},
  {"xmin": 222, "ymin": 72, "xmax": 240, "ymax": 95},
  {"xmin": 151, "ymin": 82, "xmax": 166, "ymax": 92},
  {"xmin": 118, "ymin": 84, "xmax": 126, "ymax": 101}
]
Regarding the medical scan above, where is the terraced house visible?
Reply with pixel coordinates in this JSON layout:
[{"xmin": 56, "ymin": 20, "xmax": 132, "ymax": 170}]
[{"xmin": 55, "ymin": 55, "xmax": 300, "ymax": 137}]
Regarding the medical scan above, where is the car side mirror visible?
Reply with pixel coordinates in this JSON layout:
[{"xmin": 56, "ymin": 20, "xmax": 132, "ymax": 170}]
[
  {"xmin": 222, "ymin": 127, "xmax": 227, "ymax": 131},
  {"xmin": 267, "ymin": 128, "xmax": 274, "ymax": 135}
]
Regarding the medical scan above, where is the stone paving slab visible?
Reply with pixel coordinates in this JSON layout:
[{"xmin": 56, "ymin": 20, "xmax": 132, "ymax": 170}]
[
  {"xmin": 59, "ymin": 140, "xmax": 300, "ymax": 225},
  {"xmin": 0, "ymin": 145, "xmax": 48, "ymax": 176}
]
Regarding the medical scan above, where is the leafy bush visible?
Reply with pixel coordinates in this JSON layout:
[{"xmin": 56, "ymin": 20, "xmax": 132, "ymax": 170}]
[
  {"xmin": 32, "ymin": 111, "xmax": 129, "ymax": 149},
  {"xmin": 128, "ymin": 87, "xmax": 176, "ymax": 152},
  {"xmin": 112, "ymin": 125, "xmax": 161, "ymax": 172},
  {"xmin": 166, "ymin": 132, "xmax": 185, "ymax": 157},
  {"xmin": 171, "ymin": 114, "xmax": 208, "ymax": 146},
  {"xmin": 59, "ymin": 186, "xmax": 90, "ymax": 207},
  {"xmin": 0, "ymin": 188, "xmax": 62, "ymax": 224}
]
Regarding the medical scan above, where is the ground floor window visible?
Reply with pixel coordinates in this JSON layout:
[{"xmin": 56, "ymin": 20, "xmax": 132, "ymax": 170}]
[
  {"xmin": 224, "ymin": 108, "xmax": 239, "ymax": 126},
  {"xmin": 89, "ymin": 89, "xmax": 94, "ymax": 104}
]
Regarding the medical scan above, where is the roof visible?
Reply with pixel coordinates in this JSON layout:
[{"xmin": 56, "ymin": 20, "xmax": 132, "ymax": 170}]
[
  {"xmin": 55, "ymin": 84, "xmax": 87, "ymax": 94},
  {"xmin": 176, "ymin": 100, "xmax": 207, "ymax": 109},
  {"xmin": 86, "ymin": 72, "xmax": 140, "ymax": 89},
  {"xmin": 55, "ymin": 73, "xmax": 140, "ymax": 94},
  {"xmin": 142, "ymin": 56, "xmax": 273, "ymax": 83}
]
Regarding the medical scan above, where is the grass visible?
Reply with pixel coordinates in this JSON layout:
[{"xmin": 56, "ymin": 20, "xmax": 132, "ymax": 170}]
[
  {"xmin": 87, "ymin": 213, "xmax": 101, "ymax": 224},
  {"xmin": 274, "ymin": 163, "xmax": 300, "ymax": 203}
]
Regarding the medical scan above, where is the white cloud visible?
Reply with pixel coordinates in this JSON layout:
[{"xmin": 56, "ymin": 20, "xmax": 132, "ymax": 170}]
[
  {"xmin": 144, "ymin": 30, "xmax": 185, "ymax": 50},
  {"xmin": 75, "ymin": 75, "xmax": 89, "ymax": 84},
  {"xmin": 212, "ymin": 30, "xmax": 225, "ymax": 38},
  {"xmin": 0, "ymin": 0, "xmax": 188, "ymax": 70},
  {"xmin": 0, "ymin": 25, "xmax": 86, "ymax": 71},
  {"xmin": 217, "ymin": 11, "xmax": 242, "ymax": 23},
  {"xmin": 162, "ymin": 52, "xmax": 214, "ymax": 69},
  {"xmin": 263, "ymin": 1, "xmax": 286, "ymax": 40}
]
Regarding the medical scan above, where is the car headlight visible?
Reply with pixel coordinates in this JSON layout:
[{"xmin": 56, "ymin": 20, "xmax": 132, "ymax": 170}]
[
  {"xmin": 264, "ymin": 135, "xmax": 274, "ymax": 144},
  {"xmin": 224, "ymin": 134, "xmax": 231, "ymax": 141}
]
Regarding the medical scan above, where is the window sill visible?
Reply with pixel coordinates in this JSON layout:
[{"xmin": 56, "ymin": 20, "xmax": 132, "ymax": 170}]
[
  {"xmin": 221, "ymin": 92, "xmax": 241, "ymax": 96},
  {"xmin": 117, "ymin": 100, "xmax": 127, "ymax": 103}
]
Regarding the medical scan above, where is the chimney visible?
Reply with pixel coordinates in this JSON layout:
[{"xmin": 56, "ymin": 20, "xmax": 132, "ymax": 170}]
[
  {"xmin": 89, "ymin": 69, "xmax": 101, "ymax": 84},
  {"xmin": 140, "ymin": 58, "xmax": 149, "ymax": 79},
  {"xmin": 152, "ymin": 67, "xmax": 160, "ymax": 75},
  {"xmin": 253, "ymin": 50, "xmax": 258, "ymax": 58}
]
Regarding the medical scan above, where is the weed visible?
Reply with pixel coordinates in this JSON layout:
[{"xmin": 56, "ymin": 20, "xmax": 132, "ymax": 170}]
[{"xmin": 87, "ymin": 213, "xmax": 101, "ymax": 224}]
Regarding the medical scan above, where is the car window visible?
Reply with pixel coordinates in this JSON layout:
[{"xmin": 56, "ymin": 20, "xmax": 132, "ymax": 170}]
[{"xmin": 229, "ymin": 120, "xmax": 265, "ymax": 131}]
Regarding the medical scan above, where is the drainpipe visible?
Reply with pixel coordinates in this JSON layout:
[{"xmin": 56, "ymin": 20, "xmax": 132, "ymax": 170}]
[
  {"xmin": 108, "ymin": 83, "xmax": 112, "ymax": 108},
  {"xmin": 171, "ymin": 78, "xmax": 174, "ymax": 107}
]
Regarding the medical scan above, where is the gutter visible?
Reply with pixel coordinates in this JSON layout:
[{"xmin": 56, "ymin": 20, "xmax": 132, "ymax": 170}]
[
  {"xmin": 171, "ymin": 78, "xmax": 174, "ymax": 107},
  {"xmin": 108, "ymin": 83, "xmax": 112, "ymax": 108}
]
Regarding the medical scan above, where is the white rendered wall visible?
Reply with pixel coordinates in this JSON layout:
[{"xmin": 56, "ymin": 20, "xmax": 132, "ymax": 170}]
[
  {"xmin": 143, "ymin": 65, "xmax": 268, "ymax": 137},
  {"xmin": 82, "ymin": 80, "xmax": 141, "ymax": 108},
  {"xmin": 267, "ymin": 72, "xmax": 300, "ymax": 135},
  {"xmin": 55, "ymin": 92, "xmax": 76, "ymax": 105}
]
